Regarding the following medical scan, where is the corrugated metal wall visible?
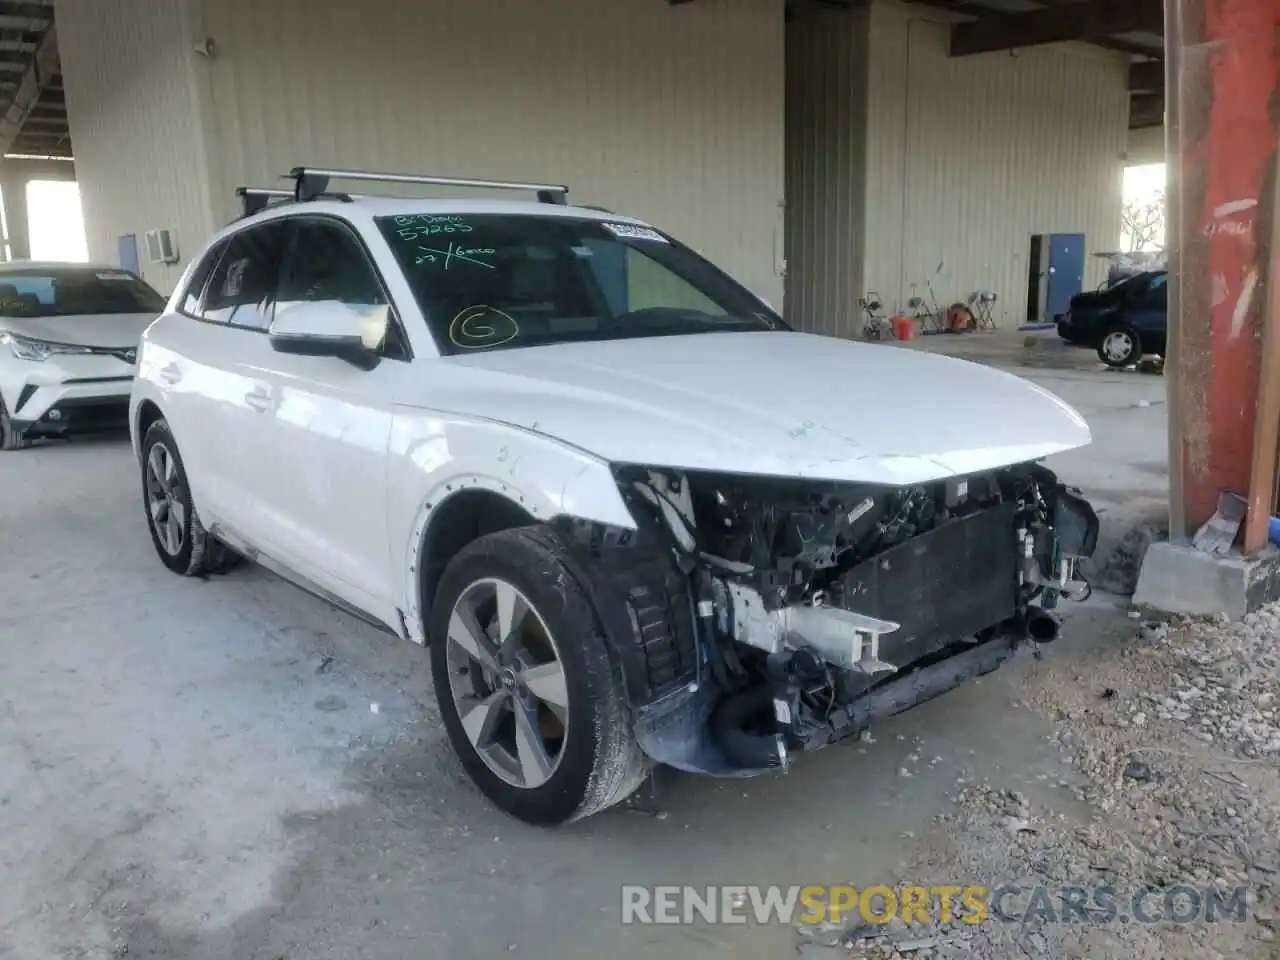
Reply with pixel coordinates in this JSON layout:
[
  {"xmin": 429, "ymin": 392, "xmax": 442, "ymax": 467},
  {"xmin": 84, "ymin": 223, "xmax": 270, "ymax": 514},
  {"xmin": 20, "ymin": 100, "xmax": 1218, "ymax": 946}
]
[
  {"xmin": 57, "ymin": 0, "xmax": 1123, "ymax": 325},
  {"xmin": 195, "ymin": 0, "xmax": 786, "ymax": 307},
  {"xmin": 783, "ymin": 2, "xmax": 869, "ymax": 336},
  {"xmin": 862, "ymin": 2, "xmax": 1128, "ymax": 325},
  {"xmin": 56, "ymin": 0, "xmax": 218, "ymax": 292}
]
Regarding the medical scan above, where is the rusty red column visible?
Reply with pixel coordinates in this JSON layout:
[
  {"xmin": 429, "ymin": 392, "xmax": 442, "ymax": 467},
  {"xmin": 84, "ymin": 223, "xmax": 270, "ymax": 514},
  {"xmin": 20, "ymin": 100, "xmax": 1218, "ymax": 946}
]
[{"xmin": 1166, "ymin": 0, "xmax": 1280, "ymax": 543}]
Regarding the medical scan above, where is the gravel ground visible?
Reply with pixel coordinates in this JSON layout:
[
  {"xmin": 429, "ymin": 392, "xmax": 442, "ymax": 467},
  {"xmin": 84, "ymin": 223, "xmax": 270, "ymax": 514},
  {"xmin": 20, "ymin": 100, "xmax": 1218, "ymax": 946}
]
[{"xmin": 797, "ymin": 606, "xmax": 1280, "ymax": 960}]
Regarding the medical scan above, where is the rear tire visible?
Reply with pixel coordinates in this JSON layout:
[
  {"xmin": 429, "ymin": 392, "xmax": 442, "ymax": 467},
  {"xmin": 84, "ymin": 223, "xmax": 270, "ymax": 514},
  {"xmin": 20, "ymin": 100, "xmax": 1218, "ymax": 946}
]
[
  {"xmin": 140, "ymin": 419, "xmax": 237, "ymax": 576},
  {"xmin": 0, "ymin": 400, "xmax": 29, "ymax": 450},
  {"xmin": 429, "ymin": 526, "xmax": 647, "ymax": 825},
  {"xmin": 1098, "ymin": 324, "xmax": 1142, "ymax": 367}
]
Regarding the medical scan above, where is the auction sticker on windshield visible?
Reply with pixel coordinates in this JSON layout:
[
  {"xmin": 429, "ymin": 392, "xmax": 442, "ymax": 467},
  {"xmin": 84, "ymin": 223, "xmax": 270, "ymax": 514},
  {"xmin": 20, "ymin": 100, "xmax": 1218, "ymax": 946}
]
[{"xmin": 602, "ymin": 223, "xmax": 669, "ymax": 243}]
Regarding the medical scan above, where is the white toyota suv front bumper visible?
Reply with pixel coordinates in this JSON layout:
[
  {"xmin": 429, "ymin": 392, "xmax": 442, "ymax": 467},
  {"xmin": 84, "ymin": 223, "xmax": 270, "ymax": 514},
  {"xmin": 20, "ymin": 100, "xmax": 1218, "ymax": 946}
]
[{"xmin": 0, "ymin": 345, "xmax": 137, "ymax": 439}]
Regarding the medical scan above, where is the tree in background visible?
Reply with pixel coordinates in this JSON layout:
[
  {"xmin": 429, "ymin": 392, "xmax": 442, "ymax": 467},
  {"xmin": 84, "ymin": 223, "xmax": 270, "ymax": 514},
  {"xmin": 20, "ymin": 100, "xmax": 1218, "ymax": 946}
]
[{"xmin": 1122, "ymin": 192, "xmax": 1166, "ymax": 252}]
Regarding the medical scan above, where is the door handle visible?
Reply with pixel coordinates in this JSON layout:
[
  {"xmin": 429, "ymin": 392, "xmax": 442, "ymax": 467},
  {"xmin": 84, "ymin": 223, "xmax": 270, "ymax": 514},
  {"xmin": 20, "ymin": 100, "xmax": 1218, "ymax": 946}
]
[
  {"xmin": 244, "ymin": 388, "xmax": 272, "ymax": 413},
  {"xmin": 158, "ymin": 363, "xmax": 182, "ymax": 385}
]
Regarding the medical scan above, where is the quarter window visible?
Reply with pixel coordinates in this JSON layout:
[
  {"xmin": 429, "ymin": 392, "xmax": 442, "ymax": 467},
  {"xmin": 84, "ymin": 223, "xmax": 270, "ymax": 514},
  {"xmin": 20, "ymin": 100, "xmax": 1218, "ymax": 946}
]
[{"xmin": 203, "ymin": 222, "xmax": 288, "ymax": 329}]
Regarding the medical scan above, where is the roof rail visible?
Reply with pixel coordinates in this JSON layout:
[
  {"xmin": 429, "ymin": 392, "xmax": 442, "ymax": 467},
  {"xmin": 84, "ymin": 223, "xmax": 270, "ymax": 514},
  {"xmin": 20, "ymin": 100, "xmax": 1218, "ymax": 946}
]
[
  {"xmin": 235, "ymin": 185, "xmax": 355, "ymax": 219},
  {"xmin": 235, "ymin": 187, "xmax": 291, "ymax": 218},
  {"xmin": 286, "ymin": 166, "xmax": 570, "ymax": 205}
]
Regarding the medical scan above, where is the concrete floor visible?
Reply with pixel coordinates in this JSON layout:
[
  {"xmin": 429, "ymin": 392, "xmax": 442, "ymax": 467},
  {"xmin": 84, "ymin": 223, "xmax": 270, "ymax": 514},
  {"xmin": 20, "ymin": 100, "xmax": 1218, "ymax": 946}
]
[{"xmin": 0, "ymin": 350, "xmax": 1168, "ymax": 960}]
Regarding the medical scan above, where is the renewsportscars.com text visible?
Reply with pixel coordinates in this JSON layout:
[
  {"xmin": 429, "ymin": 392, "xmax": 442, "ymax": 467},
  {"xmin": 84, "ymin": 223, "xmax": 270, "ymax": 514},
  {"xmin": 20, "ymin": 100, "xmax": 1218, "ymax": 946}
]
[{"xmin": 620, "ymin": 883, "xmax": 1249, "ymax": 927}]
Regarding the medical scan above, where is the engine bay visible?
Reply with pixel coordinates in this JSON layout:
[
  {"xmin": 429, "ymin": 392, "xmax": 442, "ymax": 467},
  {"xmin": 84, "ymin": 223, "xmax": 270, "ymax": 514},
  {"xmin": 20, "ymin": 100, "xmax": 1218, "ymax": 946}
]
[{"xmin": 606, "ymin": 461, "xmax": 1099, "ymax": 774}]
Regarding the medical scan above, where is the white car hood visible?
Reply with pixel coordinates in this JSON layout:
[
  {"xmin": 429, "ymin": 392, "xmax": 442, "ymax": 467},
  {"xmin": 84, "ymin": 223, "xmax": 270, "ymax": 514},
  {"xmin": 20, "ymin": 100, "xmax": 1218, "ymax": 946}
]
[
  {"xmin": 0, "ymin": 312, "xmax": 156, "ymax": 349},
  {"xmin": 432, "ymin": 331, "xmax": 1092, "ymax": 485}
]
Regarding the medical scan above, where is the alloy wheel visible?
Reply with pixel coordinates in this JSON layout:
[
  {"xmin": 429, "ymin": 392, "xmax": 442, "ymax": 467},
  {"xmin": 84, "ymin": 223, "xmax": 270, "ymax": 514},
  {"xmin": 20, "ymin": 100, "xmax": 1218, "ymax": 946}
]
[
  {"xmin": 445, "ymin": 577, "xmax": 570, "ymax": 790},
  {"xmin": 145, "ymin": 442, "xmax": 187, "ymax": 556}
]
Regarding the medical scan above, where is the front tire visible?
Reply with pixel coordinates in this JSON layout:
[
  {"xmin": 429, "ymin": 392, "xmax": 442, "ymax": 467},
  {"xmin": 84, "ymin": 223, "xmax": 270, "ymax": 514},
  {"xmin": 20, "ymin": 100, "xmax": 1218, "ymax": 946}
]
[
  {"xmin": 140, "ymin": 419, "xmax": 236, "ymax": 576},
  {"xmin": 429, "ymin": 526, "xmax": 647, "ymax": 825},
  {"xmin": 1098, "ymin": 324, "xmax": 1142, "ymax": 367},
  {"xmin": 0, "ymin": 400, "xmax": 29, "ymax": 450}
]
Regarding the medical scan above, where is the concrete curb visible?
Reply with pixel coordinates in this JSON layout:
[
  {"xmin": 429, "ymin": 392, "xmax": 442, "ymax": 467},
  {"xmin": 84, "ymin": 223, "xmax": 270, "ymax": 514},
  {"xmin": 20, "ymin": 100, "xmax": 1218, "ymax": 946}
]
[{"xmin": 1134, "ymin": 541, "xmax": 1280, "ymax": 620}]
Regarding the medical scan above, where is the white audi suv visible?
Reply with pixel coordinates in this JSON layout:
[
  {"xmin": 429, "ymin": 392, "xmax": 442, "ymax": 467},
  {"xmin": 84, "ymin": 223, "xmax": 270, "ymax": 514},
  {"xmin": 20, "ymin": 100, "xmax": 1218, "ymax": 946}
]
[{"xmin": 130, "ymin": 168, "xmax": 1098, "ymax": 825}]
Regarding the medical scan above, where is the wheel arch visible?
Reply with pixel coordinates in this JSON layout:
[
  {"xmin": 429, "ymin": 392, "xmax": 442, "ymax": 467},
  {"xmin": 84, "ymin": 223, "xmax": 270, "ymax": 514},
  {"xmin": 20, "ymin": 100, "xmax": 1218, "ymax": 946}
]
[
  {"xmin": 133, "ymin": 398, "xmax": 166, "ymax": 461},
  {"xmin": 403, "ymin": 469, "xmax": 700, "ymax": 714},
  {"xmin": 409, "ymin": 485, "xmax": 539, "ymax": 642},
  {"xmin": 394, "ymin": 425, "xmax": 639, "ymax": 642}
]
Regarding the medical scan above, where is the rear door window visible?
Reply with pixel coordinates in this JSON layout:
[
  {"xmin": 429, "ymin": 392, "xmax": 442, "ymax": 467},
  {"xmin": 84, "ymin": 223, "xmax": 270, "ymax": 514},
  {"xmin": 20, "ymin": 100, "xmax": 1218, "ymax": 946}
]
[
  {"xmin": 202, "ymin": 221, "xmax": 290, "ymax": 330},
  {"xmin": 179, "ymin": 238, "xmax": 229, "ymax": 318}
]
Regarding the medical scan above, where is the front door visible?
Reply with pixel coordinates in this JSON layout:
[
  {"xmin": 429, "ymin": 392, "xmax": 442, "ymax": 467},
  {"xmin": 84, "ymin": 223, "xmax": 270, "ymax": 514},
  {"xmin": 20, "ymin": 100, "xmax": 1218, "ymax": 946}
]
[
  {"xmin": 1045, "ymin": 233, "xmax": 1086, "ymax": 321},
  {"xmin": 242, "ymin": 216, "xmax": 406, "ymax": 619}
]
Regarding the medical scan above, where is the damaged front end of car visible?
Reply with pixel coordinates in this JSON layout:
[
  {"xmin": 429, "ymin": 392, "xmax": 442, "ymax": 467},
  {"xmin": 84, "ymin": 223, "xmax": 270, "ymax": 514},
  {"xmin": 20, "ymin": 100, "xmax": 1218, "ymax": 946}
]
[{"xmin": 550, "ymin": 461, "xmax": 1098, "ymax": 778}]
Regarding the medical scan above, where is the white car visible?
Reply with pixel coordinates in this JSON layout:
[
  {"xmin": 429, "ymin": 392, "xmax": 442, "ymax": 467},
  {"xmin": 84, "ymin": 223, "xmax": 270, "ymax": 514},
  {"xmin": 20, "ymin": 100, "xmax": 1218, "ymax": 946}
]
[
  {"xmin": 131, "ymin": 167, "xmax": 1099, "ymax": 826},
  {"xmin": 0, "ymin": 262, "xmax": 165, "ymax": 450}
]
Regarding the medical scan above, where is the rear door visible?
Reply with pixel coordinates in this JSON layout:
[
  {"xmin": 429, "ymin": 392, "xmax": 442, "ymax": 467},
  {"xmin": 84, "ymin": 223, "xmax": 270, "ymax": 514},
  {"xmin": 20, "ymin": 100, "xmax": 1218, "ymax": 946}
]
[{"xmin": 163, "ymin": 222, "xmax": 288, "ymax": 537}]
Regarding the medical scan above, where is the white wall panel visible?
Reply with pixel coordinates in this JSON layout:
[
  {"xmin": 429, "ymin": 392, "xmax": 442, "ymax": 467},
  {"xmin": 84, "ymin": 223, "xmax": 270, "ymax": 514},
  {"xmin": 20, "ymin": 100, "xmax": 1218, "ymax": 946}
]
[
  {"xmin": 55, "ymin": 0, "xmax": 217, "ymax": 292},
  {"xmin": 196, "ymin": 0, "xmax": 786, "ymax": 307},
  {"xmin": 862, "ymin": 2, "xmax": 1128, "ymax": 325}
]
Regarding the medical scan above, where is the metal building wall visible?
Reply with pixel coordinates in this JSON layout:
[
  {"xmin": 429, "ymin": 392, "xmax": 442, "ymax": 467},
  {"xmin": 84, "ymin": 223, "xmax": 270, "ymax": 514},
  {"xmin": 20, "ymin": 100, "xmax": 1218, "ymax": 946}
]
[
  {"xmin": 56, "ymin": 0, "xmax": 219, "ymax": 292},
  {"xmin": 196, "ymin": 0, "xmax": 787, "ymax": 307},
  {"xmin": 783, "ymin": 2, "xmax": 869, "ymax": 336},
  {"xmin": 862, "ymin": 2, "xmax": 1128, "ymax": 324}
]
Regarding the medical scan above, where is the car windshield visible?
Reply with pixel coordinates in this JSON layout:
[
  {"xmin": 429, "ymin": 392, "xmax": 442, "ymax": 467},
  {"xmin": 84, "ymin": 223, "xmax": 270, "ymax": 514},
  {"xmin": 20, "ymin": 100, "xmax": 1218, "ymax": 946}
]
[
  {"xmin": 375, "ymin": 213, "xmax": 785, "ymax": 354},
  {"xmin": 0, "ymin": 267, "xmax": 166, "ymax": 318}
]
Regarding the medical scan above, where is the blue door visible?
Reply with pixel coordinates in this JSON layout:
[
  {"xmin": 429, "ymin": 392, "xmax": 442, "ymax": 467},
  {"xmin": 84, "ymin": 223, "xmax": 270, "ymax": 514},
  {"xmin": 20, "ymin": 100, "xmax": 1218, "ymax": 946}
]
[
  {"xmin": 117, "ymin": 234, "xmax": 141, "ymax": 275},
  {"xmin": 1045, "ymin": 233, "xmax": 1085, "ymax": 321}
]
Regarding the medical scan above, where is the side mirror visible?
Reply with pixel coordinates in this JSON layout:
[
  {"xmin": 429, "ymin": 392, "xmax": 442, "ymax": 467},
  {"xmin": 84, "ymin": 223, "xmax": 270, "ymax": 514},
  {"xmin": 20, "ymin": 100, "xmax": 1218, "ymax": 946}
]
[{"xmin": 267, "ymin": 300, "xmax": 389, "ymax": 370}]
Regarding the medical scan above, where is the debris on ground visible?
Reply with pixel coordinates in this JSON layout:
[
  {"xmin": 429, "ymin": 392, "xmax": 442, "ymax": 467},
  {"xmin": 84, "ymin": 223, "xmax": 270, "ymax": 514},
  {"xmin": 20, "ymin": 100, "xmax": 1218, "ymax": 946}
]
[
  {"xmin": 1191, "ymin": 491, "xmax": 1248, "ymax": 556},
  {"xmin": 806, "ymin": 602, "xmax": 1280, "ymax": 959}
]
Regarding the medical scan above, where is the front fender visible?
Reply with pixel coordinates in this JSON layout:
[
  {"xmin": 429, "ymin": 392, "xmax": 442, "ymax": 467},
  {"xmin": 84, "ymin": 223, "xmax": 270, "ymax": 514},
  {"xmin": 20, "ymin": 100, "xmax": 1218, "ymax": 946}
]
[{"xmin": 389, "ymin": 411, "xmax": 636, "ymax": 640}]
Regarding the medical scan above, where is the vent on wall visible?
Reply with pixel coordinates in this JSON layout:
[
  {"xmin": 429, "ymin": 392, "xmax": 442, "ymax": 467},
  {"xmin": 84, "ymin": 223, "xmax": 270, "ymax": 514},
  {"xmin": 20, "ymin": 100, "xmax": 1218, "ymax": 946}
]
[{"xmin": 144, "ymin": 229, "xmax": 178, "ymax": 264}]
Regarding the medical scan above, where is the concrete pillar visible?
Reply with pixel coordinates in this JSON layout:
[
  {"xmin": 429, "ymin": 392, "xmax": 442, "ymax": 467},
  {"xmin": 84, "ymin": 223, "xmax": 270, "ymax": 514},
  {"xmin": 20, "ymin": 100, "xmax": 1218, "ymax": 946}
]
[
  {"xmin": 1165, "ymin": 0, "xmax": 1280, "ymax": 540},
  {"xmin": 1, "ymin": 178, "xmax": 28, "ymax": 261}
]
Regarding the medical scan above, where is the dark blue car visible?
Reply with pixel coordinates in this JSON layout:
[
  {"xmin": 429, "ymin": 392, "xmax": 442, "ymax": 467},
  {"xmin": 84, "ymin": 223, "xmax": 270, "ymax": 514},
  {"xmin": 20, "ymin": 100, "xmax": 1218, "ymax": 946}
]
[{"xmin": 1056, "ymin": 269, "xmax": 1167, "ymax": 367}]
